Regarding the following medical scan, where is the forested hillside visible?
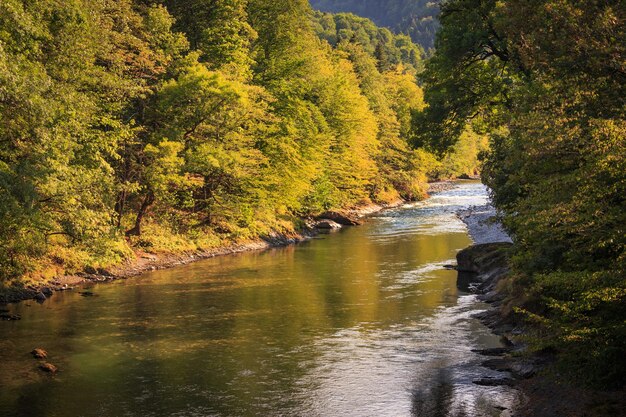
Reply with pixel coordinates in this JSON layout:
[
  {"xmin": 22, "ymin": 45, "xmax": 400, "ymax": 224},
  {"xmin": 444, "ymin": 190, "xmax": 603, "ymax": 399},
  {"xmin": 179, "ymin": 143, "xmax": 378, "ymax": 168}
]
[
  {"xmin": 419, "ymin": 0, "xmax": 625, "ymax": 388},
  {"xmin": 0, "ymin": 0, "xmax": 484, "ymax": 285},
  {"xmin": 309, "ymin": 0, "xmax": 440, "ymax": 50}
]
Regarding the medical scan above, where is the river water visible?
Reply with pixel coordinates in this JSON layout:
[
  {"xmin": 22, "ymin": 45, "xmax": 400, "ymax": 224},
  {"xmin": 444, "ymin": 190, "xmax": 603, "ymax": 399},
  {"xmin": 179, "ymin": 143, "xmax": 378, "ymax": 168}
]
[{"xmin": 0, "ymin": 181, "xmax": 519, "ymax": 417}]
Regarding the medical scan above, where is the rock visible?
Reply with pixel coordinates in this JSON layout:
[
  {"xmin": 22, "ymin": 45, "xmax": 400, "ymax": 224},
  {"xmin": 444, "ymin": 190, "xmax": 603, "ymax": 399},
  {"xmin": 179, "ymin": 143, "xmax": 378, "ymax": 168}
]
[
  {"xmin": 79, "ymin": 291, "xmax": 95, "ymax": 297},
  {"xmin": 0, "ymin": 312, "xmax": 21, "ymax": 321},
  {"xmin": 456, "ymin": 242, "xmax": 512, "ymax": 273},
  {"xmin": 473, "ymin": 377, "xmax": 516, "ymax": 386},
  {"xmin": 317, "ymin": 211, "xmax": 362, "ymax": 226},
  {"xmin": 482, "ymin": 357, "xmax": 538, "ymax": 379},
  {"xmin": 38, "ymin": 362, "xmax": 58, "ymax": 374},
  {"xmin": 511, "ymin": 362, "xmax": 537, "ymax": 379},
  {"xmin": 443, "ymin": 264, "xmax": 457, "ymax": 270},
  {"xmin": 315, "ymin": 219, "xmax": 342, "ymax": 230},
  {"xmin": 34, "ymin": 292, "xmax": 46, "ymax": 302},
  {"xmin": 41, "ymin": 287, "xmax": 53, "ymax": 297},
  {"xmin": 472, "ymin": 347, "xmax": 513, "ymax": 356},
  {"xmin": 31, "ymin": 348, "xmax": 48, "ymax": 359},
  {"xmin": 482, "ymin": 358, "xmax": 511, "ymax": 371},
  {"xmin": 456, "ymin": 270, "xmax": 479, "ymax": 292}
]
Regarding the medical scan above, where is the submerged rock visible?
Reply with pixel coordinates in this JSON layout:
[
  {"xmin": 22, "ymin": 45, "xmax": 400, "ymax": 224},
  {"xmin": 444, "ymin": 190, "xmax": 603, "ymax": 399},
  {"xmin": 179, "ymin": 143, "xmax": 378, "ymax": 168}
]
[
  {"xmin": 31, "ymin": 348, "xmax": 48, "ymax": 359},
  {"xmin": 38, "ymin": 362, "xmax": 58, "ymax": 374},
  {"xmin": 0, "ymin": 312, "xmax": 21, "ymax": 321}
]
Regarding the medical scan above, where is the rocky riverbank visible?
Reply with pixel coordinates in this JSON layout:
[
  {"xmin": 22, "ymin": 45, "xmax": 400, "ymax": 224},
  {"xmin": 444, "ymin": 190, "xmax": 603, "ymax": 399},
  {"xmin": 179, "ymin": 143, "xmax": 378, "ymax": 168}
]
[
  {"xmin": 457, "ymin": 204, "xmax": 511, "ymax": 245},
  {"xmin": 457, "ymin": 204, "xmax": 626, "ymax": 417}
]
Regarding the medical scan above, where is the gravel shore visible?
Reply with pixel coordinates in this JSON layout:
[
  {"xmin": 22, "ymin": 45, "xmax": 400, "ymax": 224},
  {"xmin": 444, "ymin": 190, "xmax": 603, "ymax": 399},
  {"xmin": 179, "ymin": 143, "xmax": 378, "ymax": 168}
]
[{"xmin": 458, "ymin": 204, "xmax": 512, "ymax": 244}]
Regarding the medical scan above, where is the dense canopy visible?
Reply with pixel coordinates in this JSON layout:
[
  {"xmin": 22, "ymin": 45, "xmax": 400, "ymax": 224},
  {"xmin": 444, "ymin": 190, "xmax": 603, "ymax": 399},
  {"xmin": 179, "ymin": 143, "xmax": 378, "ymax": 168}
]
[{"xmin": 0, "ymin": 0, "xmax": 484, "ymax": 285}]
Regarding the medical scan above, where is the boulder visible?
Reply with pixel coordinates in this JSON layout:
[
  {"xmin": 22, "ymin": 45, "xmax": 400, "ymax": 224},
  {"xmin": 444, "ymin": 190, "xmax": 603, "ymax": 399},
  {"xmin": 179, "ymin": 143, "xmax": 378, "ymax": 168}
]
[
  {"xmin": 317, "ymin": 211, "xmax": 362, "ymax": 226},
  {"xmin": 34, "ymin": 292, "xmax": 46, "ymax": 302},
  {"xmin": 315, "ymin": 220, "xmax": 342, "ymax": 230},
  {"xmin": 456, "ymin": 242, "xmax": 512, "ymax": 273}
]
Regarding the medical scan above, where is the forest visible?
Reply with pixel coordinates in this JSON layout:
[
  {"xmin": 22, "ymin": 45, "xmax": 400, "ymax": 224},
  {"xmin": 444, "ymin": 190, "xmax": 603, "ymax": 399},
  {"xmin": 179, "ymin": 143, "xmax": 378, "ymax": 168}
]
[
  {"xmin": 419, "ymin": 0, "xmax": 625, "ymax": 388},
  {"xmin": 0, "ymin": 1, "xmax": 484, "ymax": 285}
]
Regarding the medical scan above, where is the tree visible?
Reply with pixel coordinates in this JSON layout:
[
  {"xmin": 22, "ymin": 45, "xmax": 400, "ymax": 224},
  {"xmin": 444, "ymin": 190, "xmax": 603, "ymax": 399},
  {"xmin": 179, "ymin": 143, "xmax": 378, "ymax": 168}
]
[{"xmin": 422, "ymin": 0, "xmax": 626, "ymax": 387}]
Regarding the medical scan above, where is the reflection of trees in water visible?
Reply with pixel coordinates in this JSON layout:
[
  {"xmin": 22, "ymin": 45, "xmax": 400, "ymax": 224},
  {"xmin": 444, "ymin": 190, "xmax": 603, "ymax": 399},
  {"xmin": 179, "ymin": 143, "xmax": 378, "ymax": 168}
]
[
  {"xmin": 410, "ymin": 366, "xmax": 505, "ymax": 417},
  {"xmin": 411, "ymin": 368, "xmax": 468, "ymax": 417},
  {"xmin": 411, "ymin": 368, "xmax": 456, "ymax": 417}
]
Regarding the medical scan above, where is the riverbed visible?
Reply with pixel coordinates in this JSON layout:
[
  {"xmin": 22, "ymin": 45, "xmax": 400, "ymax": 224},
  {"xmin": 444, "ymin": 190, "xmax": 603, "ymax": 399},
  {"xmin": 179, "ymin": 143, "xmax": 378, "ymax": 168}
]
[{"xmin": 0, "ymin": 181, "xmax": 519, "ymax": 417}]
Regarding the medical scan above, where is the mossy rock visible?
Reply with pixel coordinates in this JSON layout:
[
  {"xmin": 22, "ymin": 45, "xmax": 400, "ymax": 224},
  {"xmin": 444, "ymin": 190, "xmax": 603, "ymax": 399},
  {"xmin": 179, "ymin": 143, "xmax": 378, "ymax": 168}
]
[{"xmin": 457, "ymin": 242, "xmax": 512, "ymax": 273}]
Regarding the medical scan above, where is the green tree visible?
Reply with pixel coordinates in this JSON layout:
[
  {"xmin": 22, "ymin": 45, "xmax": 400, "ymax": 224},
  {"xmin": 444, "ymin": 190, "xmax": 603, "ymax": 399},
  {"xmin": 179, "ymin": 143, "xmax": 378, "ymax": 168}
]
[{"xmin": 422, "ymin": 0, "xmax": 626, "ymax": 387}]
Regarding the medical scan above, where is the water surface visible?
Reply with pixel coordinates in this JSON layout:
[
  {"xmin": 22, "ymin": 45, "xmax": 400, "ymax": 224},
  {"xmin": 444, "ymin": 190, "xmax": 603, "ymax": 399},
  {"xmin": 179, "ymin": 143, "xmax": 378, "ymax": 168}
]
[{"xmin": 0, "ymin": 182, "xmax": 518, "ymax": 417}]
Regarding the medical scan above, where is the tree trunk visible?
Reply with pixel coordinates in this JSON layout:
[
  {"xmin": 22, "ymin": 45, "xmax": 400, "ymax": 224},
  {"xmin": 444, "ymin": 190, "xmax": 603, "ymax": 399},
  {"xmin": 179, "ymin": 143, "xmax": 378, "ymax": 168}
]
[
  {"xmin": 115, "ymin": 190, "xmax": 126, "ymax": 228},
  {"xmin": 126, "ymin": 191, "xmax": 155, "ymax": 237}
]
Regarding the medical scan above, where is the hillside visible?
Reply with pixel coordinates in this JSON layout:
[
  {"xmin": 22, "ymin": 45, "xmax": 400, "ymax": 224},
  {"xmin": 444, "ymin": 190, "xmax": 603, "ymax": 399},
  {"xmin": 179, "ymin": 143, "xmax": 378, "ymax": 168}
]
[{"xmin": 309, "ymin": 0, "xmax": 441, "ymax": 50}]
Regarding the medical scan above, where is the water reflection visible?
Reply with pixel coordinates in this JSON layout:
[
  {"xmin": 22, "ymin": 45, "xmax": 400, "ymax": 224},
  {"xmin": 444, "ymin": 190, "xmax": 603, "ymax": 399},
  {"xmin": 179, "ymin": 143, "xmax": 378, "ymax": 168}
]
[{"xmin": 0, "ymin": 182, "xmax": 519, "ymax": 417}]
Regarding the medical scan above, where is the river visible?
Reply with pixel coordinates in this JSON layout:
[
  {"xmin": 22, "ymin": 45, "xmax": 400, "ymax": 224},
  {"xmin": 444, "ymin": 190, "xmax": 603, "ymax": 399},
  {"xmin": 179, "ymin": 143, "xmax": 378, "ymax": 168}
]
[{"xmin": 0, "ymin": 181, "xmax": 519, "ymax": 417}]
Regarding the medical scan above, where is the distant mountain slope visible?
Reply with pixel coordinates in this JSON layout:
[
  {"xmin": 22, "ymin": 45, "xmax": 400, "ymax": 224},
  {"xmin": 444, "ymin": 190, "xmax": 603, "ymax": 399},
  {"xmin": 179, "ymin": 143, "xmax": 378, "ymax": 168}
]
[
  {"xmin": 312, "ymin": 11, "xmax": 424, "ymax": 73},
  {"xmin": 309, "ymin": 0, "xmax": 440, "ymax": 50}
]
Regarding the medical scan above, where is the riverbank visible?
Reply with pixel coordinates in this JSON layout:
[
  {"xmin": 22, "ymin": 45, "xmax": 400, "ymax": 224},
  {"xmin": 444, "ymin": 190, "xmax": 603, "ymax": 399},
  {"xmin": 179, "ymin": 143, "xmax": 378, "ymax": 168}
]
[
  {"xmin": 4, "ymin": 181, "xmax": 470, "ymax": 306},
  {"xmin": 457, "ymin": 207, "xmax": 626, "ymax": 417},
  {"xmin": 0, "ymin": 198, "xmax": 407, "ymax": 306}
]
